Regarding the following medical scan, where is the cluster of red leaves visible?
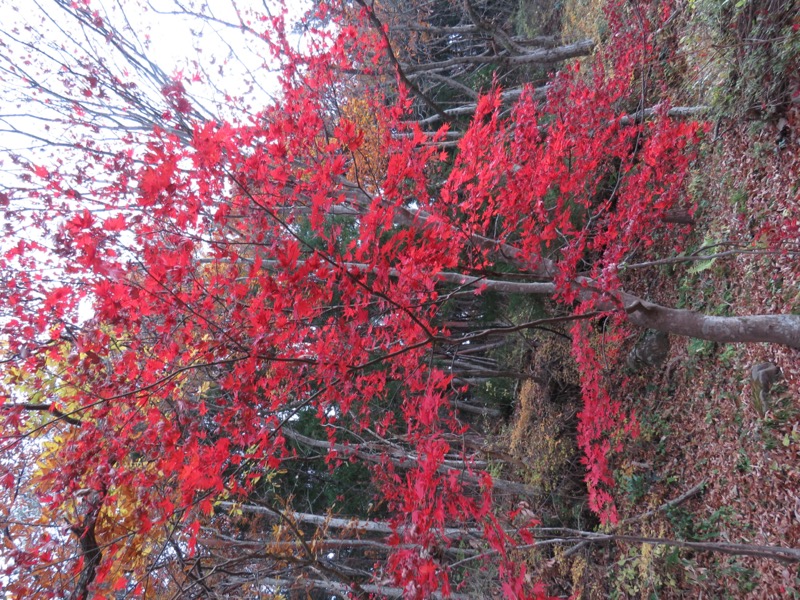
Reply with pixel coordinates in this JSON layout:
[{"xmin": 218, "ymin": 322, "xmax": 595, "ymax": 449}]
[
  {"xmin": 0, "ymin": 0, "xmax": 705, "ymax": 597},
  {"xmin": 432, "ymin": 0, "xmax": 704, "ymax": 524}
]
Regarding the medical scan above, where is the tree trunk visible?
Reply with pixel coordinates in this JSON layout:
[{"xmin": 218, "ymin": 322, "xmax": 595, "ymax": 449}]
[
  {"xmin": 662, "ymin": 209, "xmax": 695, "ymax": 225},
  {"xmin": 437, "ymin": 274, "xmax": 800, "ymax": 349},
  {"xmin": 451, "ymin": 399, "xmax": 504, "ymax": 418},
  {"xmin": 280, "ymin": 427, "xmax": 540, "ymax": 496},
  {"xmin": 619, "ymin": 293, "xmax": 800, "ymax": 348},
  {"xmin": 403, "ymin": 39, "xmax": 596, "ymax": 74}
]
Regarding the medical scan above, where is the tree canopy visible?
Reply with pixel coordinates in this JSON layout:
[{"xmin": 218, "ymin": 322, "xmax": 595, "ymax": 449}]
[{"xmin": 0, "ymin": 0, "xmax": 797, "ymax": 598}]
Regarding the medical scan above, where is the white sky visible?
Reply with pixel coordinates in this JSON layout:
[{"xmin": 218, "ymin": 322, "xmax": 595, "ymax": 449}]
[{"xmin": 2, "ymin": 0, "xmax": 332, "ymax": 182}]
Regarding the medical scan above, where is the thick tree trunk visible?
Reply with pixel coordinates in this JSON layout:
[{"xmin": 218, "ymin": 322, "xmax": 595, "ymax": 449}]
[
  {"xmin": 259, "ymin": 183, "xmax": 798, "ymax": 349},
  {"xmin": 438, "ymin": 274, "xmax": 800, "ymax": 348},
  {"xmin": 619, "ymin": 292, "xmax": 800, "ymax": 347},
  {"xmin": 257, "ymin": 248, "xmax": 798, "ymax": 348}
]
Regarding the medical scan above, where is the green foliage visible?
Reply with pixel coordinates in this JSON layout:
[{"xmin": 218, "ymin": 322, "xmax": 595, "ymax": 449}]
[
  {"xmin": 474, "ymin": 378, "xmax": 518, "ymax": 408},
  {"xmin": 735, "ymin": 448, "xmax": 751, "ymax": 473},
  {"xmin": 610, "ymin": 544, "xmax": 683, "ymax": 599},
  {"xmin": 276, "ymin": 410, "xmax": 376, "ymax": 517},
  {"xmin": 684, "ymin": 0, "xmax": 799, "ymax": 119},
  {"xmin": 637, "ymin": 410, "xmax": 671, "ymax": 458},
  {"xmin": 686, "ymin": 256, "xmax": 717, "ymax": 275},
  {"xmin": 728, "ymin": 186, "xmax": 749, "ymax": 215},
  {"xmin": 464, "ymin": 63, "xmax": 501, "ymax": 95},
  {"xmin": 560, "ymin": 0, "xmax": 608, "ymax": 42},
  {"xmin": 687, "ymin": 337, "xmax": 715, "ymax": 358},
  {"xmin": 683, "ymin": 557, "xmax": 762, "ymax": 595},
  {"xmin": 505, "ymin": 345, "xmax": 585, "ymax": 526},
  {"xmin": 717, "ymin": 344, "xmax": 737, "ymax": 368},
  {"xmin": 761, "ymin": 389, "xmax": 798, "ymax": 430},
  {"xmin": 619, "ymin": 471, "xmax": 657, "ymax": 504},
  {"xmin": 667, "ymin": 505, "xmax": 734, "ymax": 542}
]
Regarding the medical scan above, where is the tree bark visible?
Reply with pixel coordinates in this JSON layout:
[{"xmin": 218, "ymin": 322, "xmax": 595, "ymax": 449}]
[
  {"xmin": 619, "ymin": 293, "xmax": 800, "ymax": 348},
  {"xmin": 436, "ymin": 273, "xmax": 800, "ymax": 348},
  {"xmin": 281, "ymin": 427, "xmax": 538, "ymax": 496},
  {"xmin": 662, "ymin": 209, "xmax": 695, "ymax": 224},
  {"xmin": 217, "ymin": 501, "xmax": 490, "ymax": 540},
  {"xmin": 451, "ymin": 399, "xmax": 504, "ymax": 417},
  {"xmin": 403, "ymin": 39, "xmax": 596, "ymax": 74}
]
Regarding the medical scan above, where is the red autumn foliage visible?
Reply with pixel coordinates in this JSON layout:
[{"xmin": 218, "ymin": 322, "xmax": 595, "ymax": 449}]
[{"xmin": 0, "ymin": 0, "xmax": 797, "ymax": 598}]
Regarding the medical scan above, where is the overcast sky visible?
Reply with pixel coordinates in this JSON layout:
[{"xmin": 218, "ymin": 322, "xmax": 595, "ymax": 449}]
[{"xmin": 0, "ymin": 0, "xmax": 312, "ymax": 158}]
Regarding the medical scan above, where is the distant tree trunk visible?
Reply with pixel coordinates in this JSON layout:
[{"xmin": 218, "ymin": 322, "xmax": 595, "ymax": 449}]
[
  {"xmin": 403, "ymin": 39, "xmax": 596, "ymax": 74},
  {"xmin": 451, "ymin": 399, "xmax": 504, "ymax": 418},
  {"xmin": 280, "ymin": 427, "xmax": 541, "ymax": 496},
  {"xmin": 662, "ymin": 209, "xmax": 694, "ymax": 224}
]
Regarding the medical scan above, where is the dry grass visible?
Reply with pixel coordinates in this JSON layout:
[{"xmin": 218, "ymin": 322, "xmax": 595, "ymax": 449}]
[{"xmin": 561, "ymin": 0, "xmax": 607, "ymax": 43}]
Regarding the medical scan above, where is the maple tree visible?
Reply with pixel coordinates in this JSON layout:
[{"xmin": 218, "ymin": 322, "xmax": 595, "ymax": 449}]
[{"xmin": 1, "ymin": 0, "xmax": 799, "ymax": 598}]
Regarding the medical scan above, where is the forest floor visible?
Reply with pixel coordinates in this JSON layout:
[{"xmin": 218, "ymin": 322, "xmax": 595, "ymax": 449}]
[
  {"xmin": 503, "ymin": 1, "xmax": 800, "ymax": 597},
  {"xmin": 605, "ymin": 98, "xmax": 800, "ymax": 598}
]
